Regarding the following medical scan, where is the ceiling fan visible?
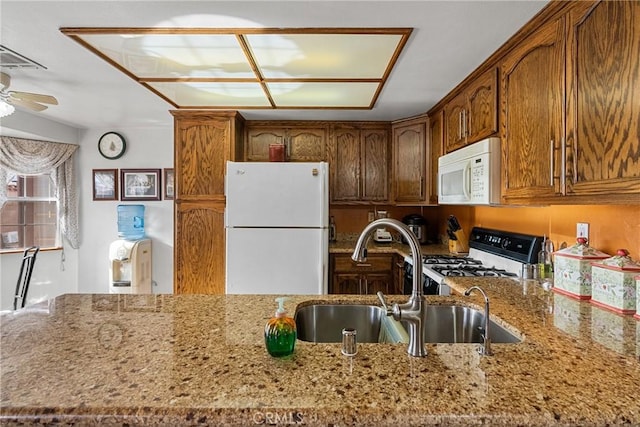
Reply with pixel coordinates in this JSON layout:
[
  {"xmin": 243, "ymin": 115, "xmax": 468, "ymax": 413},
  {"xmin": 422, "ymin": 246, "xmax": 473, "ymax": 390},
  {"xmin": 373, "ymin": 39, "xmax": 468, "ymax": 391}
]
[{"xmin": 0, "ymin": 72, "xmax": 58, "ymax": 112}]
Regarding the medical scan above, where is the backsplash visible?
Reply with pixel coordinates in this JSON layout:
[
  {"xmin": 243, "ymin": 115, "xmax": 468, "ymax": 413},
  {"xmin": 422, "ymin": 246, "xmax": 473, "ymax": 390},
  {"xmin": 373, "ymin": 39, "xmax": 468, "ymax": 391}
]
[{"xmin": 438, "ymin": 204, "xmax": 640, "ymax": 260}]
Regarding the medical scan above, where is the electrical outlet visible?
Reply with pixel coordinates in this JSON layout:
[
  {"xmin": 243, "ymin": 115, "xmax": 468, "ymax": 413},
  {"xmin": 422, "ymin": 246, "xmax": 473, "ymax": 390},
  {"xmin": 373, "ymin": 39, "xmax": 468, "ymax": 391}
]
[
  {"xmin": 368, "ymin": 211, "xmax": 375, "ymax": 222},
  {"xmin": 577, "ymin": 222, "xmax": 589, "ymax": 240}
]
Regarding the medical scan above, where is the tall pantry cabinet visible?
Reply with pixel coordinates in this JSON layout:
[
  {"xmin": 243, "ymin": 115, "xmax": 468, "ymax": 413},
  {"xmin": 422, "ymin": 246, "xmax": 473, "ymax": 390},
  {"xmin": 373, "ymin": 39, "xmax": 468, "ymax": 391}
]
[{"xmin": 171, "ymin": 111, "xmax": 245, "ymax": 294}]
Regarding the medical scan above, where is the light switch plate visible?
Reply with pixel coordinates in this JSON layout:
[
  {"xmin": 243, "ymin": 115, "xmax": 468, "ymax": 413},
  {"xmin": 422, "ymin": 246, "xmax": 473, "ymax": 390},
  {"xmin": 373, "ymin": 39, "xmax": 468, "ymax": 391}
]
[{"xmin": 577, "ymin": 222, "xmax": 589, "ymax": 240}]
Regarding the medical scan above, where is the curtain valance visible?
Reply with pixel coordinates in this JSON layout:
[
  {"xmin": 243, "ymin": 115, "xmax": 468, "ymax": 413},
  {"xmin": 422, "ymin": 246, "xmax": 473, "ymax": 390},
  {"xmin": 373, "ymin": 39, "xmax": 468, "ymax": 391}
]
[{"xmin": 0, "ymin": 137, "xmax": 79, "ymax": 248}]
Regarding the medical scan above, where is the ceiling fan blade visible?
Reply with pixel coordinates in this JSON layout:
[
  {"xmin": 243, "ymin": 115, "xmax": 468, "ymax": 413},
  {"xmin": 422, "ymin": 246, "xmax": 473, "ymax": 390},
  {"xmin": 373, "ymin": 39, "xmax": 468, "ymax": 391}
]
[
  {"xmin": 7, "ymin": 97, "xmax": 48, "ymax": 112},
  {"xmin": 0, "ymin": 72, "xmax": 10, "ymax": 91},
  {"xmin": 9, "ymin": 91, "xmax": 58, "ymax": 105}
]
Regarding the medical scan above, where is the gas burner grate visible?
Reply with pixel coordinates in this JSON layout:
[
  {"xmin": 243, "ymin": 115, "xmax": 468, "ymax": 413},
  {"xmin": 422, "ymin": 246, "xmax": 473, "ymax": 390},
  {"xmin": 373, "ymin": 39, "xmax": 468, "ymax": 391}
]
[{"xmin": 421, "ymin": 255, "xmax": 481, "ymax": 265}]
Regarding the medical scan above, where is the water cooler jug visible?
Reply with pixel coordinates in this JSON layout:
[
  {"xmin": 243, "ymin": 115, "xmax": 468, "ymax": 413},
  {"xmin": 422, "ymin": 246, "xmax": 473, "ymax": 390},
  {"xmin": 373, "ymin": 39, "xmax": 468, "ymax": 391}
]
[{"xmin": 109, "ymin": 239, "xmax": 152, "ymax": 294}]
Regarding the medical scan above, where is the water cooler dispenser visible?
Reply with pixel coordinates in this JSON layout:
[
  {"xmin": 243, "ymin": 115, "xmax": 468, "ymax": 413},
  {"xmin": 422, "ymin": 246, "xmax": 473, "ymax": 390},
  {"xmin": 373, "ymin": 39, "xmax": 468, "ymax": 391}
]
[
  {"xmin": 109, "ymin": 239, "xmax": 152, "ymax": 294},
  {"xmin": 109, "ymin": 204, "xmax": 151, "ymax": 294}
]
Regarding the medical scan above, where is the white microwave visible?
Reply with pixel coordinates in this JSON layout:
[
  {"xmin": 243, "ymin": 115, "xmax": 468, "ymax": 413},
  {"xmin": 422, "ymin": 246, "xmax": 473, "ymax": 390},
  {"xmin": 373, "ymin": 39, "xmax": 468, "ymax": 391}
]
[{"xmin": 437, "ymin": 137, "xmax": 501, "ymax": 205}]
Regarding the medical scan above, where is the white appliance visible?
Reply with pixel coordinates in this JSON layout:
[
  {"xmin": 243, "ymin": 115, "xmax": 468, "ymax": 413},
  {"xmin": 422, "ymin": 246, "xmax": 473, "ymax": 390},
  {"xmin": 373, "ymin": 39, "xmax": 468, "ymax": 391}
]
[
  {"xmin": 108, "ymin": 239, "xmax": 152, "ymax": 294},
  {"xmin": 225, "ymin": 161, "xmax": 329, "ymax": 294},
  {"xmin": 438, "ymin": 137, "xmax": 501, "ymax": 205}
]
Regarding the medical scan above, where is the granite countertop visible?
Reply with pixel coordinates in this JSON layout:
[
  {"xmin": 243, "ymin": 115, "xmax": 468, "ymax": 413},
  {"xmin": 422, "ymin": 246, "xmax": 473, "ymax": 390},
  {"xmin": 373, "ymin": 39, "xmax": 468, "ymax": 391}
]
[{"xmin": 1, "ymin": 277, "xmax": 639, "ymax": 426}]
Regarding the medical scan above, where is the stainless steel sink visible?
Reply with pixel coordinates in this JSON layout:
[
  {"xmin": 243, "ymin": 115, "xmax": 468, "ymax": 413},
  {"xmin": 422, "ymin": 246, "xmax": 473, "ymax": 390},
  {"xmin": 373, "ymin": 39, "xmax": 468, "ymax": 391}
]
[
  {"xmin": 294, "ymin": 303, "xmax": 521, "ymax": 344},
  {"xmin": 295, "ymin": 304, "xmax": 384, "ymax": 343},
  {"xmin": 417, "ymin": 305, "xmax": 521, "ymax": 344}
]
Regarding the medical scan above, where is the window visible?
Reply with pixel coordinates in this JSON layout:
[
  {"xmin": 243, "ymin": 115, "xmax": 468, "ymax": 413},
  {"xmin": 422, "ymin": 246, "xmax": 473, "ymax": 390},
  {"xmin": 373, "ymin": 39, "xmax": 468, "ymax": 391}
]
[{"xmin": 0, "ymin": 173, "xmax": 59, "ymax": 252}]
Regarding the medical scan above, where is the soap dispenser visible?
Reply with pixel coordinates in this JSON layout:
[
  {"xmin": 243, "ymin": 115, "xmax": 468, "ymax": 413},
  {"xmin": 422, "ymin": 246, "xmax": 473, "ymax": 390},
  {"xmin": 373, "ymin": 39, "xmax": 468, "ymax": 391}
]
[{"xmin": 264, "ymin": 297, "xmax": 296, "ymax": 357}]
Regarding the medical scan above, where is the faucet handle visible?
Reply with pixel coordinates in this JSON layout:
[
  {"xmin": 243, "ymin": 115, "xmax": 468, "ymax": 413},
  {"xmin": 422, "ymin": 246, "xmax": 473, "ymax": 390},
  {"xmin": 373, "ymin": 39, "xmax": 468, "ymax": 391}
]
[{"xmin": 376, "ymin": 291, "xmax": 393, "ymax": 316}]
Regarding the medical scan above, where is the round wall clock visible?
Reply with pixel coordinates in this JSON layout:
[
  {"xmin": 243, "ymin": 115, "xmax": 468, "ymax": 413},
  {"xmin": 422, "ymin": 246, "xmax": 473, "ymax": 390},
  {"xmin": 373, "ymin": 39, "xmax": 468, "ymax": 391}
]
[{"xmin": 98, "ymin": 131, "xmax": 127, "ymax": 160}]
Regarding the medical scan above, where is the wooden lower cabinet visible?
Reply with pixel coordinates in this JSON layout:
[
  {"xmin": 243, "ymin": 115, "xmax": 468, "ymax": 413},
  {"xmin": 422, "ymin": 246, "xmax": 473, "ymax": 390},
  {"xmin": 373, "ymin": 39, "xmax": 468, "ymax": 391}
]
[
  {"xmin": 329, "ymin": 253, "xmax": 396, "ymax": 295},
  {"xmin": 174, "ymin": 201, "xmax": 225, "ymax": 294}
]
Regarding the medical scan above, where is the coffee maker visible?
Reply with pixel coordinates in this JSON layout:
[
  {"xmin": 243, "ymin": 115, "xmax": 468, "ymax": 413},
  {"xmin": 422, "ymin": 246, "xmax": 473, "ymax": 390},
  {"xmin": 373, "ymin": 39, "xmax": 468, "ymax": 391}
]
[{"xmin": 402, "ymin": 214, "xmax": 429, "ymax": 244}]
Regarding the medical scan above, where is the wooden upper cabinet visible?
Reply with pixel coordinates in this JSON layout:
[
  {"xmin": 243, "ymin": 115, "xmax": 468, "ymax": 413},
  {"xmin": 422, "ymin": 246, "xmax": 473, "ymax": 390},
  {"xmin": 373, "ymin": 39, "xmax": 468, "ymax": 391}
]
[
  {"xmin": 174, "ymin": 113, "xmax": 239, "ymax": 200},
  {"xmin": 501, "ymin": 17, "xmax": 565, "ymax": 202},
  {"xmin": 565, "ymin": 0, "xmax": 640, "ymax": 201},
  {"xmin": 428, "ymin": 109, "xmax": 443, "ymax": 205},
  {"xmin": 244, "ymin": 128, "xmax": 284, "ymax": 161},
  {"xmin": 444, "ymin": 68, "xmax": 498, "ymax": 153},
  {"xmin": 392, "ymin": 116, "xmax": 428, "ymax": 204},
  {"xmin": 245, "ymin": 124, "xmax": 327, "ymax": 162},
  {"xmin": 329, "ymin": 124, "xmax": 389, "ymax": 204}
]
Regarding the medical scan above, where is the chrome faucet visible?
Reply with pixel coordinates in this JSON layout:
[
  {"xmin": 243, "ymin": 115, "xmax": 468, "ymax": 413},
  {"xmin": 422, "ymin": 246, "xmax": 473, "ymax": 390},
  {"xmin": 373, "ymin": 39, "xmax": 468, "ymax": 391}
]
[
  {"xmin": 464, "ymin": 286, "xmax": 493, "ymax": 356},
  {"xmin": 352, "ymin": 218, "xmax": 427, "ymax": 357}
]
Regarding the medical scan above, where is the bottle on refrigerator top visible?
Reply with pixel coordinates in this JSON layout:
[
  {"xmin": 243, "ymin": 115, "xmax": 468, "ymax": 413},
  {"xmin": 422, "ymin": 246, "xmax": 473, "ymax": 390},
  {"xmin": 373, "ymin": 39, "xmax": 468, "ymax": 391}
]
[
  {"xmin": 117, "ymin": 204, "xmax": 145, "ymax": 240},
  {"xmin": 264, "ymin": 297, "xmax": 296, "ymax": 357}
]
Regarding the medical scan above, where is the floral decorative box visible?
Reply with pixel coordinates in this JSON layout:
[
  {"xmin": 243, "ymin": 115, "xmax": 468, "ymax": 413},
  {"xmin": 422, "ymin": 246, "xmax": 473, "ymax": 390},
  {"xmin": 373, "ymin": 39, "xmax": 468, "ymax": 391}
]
[
  {"xmin": 553, "ymin": 238, "xmax": 609, "ymax": 300},
  {"xmin": 635, "ymin": 275, "xmax": 640, "ymax": 321},
  {"xmin": 590, "ymin": 250, "xmax": 640, "ymax": 315}
]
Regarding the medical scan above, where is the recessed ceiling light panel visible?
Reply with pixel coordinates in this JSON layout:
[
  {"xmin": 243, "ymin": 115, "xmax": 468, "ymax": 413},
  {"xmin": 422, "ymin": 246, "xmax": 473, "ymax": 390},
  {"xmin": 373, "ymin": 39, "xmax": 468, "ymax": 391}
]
[{"xmin": 62, "ymin": 28, "xmax": 412, "ymax": 110}]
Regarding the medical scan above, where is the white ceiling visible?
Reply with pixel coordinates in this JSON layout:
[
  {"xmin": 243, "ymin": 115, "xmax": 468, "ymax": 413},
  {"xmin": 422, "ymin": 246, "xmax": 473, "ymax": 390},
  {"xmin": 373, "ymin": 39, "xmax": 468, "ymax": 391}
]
[{"xmin": 0, "ymin": 0, "xmax": 548, "ymax": 131}]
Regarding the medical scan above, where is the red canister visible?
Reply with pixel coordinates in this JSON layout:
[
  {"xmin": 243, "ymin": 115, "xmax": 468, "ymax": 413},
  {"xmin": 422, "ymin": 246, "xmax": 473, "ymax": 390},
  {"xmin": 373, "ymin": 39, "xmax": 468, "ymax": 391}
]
[{"xmin": 269, "ymin": 144, "xmax": 285, "ymax": 162}]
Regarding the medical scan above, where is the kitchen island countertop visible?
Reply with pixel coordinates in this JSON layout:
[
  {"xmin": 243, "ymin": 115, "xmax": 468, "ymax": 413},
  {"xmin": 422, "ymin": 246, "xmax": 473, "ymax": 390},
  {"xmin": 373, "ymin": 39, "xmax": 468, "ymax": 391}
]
[{"xmin": 1, "ymin": 279, "xmax": 639, "ymax": 425}]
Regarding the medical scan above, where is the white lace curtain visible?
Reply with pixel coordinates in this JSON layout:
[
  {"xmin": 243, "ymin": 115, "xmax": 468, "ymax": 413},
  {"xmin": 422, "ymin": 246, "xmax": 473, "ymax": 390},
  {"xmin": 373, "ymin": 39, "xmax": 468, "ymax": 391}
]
[{"xmin": 0, "ymin": 137, "xmax": 79, "ymax": 248}]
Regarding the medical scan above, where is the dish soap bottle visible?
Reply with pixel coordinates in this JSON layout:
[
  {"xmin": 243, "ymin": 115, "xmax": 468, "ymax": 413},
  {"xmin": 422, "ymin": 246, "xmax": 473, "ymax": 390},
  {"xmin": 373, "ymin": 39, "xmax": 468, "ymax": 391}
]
[{"xmin": 264, "ymin": 297, "xmax": 296, "ymax": 357}]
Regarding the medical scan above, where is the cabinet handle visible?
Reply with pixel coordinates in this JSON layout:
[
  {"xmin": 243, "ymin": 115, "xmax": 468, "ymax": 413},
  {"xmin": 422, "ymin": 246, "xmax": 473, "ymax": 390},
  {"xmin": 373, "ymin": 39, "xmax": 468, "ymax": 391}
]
[
  {"xmin": 573, "ymin": 139, "xmax": 578, "ymax": 185},
  {"xmin": 357, "ymin": 263, "xmax": 372, "ymax": 268},
  {"xmin": 465, "ymin": 109, "xmax": 470, "ymax": 137},
  {"xmin": 549, "ymin": 139, "xmax": 555, "ymax": 187},
  {"xmin": 462, "ymin": 109, "xmax": 467, "ymax": 137},
  {"xmin": 561, "ymin": 137, "xmax": 566, "ymax": 195},
  {"xmin": 458, "ymin": 111, "xmax": 463, "ymax": 140}
]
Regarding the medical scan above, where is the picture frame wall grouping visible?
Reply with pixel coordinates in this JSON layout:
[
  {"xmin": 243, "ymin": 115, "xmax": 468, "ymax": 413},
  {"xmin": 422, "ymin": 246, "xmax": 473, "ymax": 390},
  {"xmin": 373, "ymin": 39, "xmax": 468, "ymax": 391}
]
[{"xmin": 92, "ymin": 168, "xmax": 174, "ymax": 202}]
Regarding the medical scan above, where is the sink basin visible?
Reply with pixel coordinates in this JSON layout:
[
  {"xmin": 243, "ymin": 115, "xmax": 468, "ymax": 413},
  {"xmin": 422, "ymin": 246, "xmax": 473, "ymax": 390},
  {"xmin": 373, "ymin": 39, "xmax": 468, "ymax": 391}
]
[
  {"xmin": 295, "ymin": 303, "xmax": 521, "ymax": 344},
  {"xmin": 295, "ymin": 304, "xmax": 384, "ymax": 343},
  {"xmin": 417, "ymin": 305, "xmax": 521, "ymax": 344}
]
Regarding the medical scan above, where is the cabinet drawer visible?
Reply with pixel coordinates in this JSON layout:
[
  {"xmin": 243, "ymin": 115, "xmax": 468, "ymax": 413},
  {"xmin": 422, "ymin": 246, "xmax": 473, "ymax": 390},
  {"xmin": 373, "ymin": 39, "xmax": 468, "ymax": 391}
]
[{"xmin": 333, "ymin": 254, "xmax": 393, "ymax": 272}]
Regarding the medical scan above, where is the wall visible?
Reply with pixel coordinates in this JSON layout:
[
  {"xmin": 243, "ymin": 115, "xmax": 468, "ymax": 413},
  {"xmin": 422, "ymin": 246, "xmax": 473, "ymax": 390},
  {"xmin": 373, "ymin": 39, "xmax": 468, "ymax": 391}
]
[
  {"xmin": 77, "ymin": 127, "xmax": 174, "ymax": 294},
  {"xmin": 437, "ymin": 204, "xmax": 640, "ymax": 259},
  {"xmin": 0, "ymin": 114, "xmax": 81, "ymax": 310},
  {"xmin": 1, "ymin": 114, "xmax": 174, "ymax": 311},
  {"xmin": 329, "ymin": 205, "xmax": 440, "ymax": 242}
]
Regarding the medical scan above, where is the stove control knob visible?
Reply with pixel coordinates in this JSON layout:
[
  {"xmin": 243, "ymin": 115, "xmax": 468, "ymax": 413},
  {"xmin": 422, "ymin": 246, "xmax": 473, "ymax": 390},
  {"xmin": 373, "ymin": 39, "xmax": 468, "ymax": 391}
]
[{"xmin": 501, "ymin": 238, "xmax": 511, "ymax": 249}]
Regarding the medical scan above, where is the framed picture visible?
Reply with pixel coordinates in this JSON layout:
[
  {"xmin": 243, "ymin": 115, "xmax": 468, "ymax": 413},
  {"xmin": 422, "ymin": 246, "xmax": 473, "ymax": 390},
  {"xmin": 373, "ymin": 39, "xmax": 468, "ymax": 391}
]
[
  {"xmin": 164, "ymin": 168, "xmax": 175, "ymax": 200},
  {"xmin": 120, "ymin": 169, "xmax": 161, "ymax": 201},
  {"xmin": 92, "ymin": 169, "xmax": 118, "ymax": 201}
]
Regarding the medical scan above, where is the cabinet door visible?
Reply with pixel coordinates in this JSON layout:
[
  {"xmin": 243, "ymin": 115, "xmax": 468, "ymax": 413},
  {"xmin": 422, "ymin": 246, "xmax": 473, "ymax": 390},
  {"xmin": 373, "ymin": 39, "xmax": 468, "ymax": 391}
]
[
  {"xmin": 466, "ymin": 68, "xmax": 498, "ymax": 143},
  {"xmin": 332, "ymin": 273, "xmax": 362, "ymax": 294},
  {"xmin": 174, "ymin": 201, "xmax": 225, "ymax": 294},
  {"xmin": 364, "ymin": 273, "xmax": 392, "ymax": 295},
  {"xmin": 501, "ymin": 17, "xmax": 565, "ymax": 202},
  {"xmin": 245, "ymin": 128, "xmax": 285, "ymax": 162},
  {"xmin": 287, "ymin": 127, "xmax": 327, "ymax": 161},
  {"xmin": 361, "ymin": 128, "xmax": 389, "ymax": 201},
  {"xmin": 331, "ymin": 128, "xmax": 361, "ymax": 202},
  {"xmin": 443, "ymin": 93, "xmax": 467, "ymax": 153},
  {"xmin": 428, "ymin": 109, "xmax": 443, "ymax": 205},
  {"xmin": 393, "ymin": 119, "xmax": 427, "ymax": 203},
  {"xmin": 175, "ymin": 115, "xmax": 232, "ymax": 199},
  {"xmin": 565, "ymin": 0, "xmax": 640, "ymax": 199}
]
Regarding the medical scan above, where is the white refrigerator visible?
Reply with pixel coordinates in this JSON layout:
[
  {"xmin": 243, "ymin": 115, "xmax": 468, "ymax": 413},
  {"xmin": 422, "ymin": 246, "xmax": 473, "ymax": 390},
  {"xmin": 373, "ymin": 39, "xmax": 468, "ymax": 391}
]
[{"xmin": 225, "ymin": 161, "xmax": 329, "ymax": 294}]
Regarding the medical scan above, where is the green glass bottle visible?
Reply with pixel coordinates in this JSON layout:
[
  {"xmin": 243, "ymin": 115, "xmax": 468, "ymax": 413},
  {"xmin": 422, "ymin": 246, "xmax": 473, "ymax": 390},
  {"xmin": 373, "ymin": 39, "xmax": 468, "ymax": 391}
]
[{"xmin": 264, "ymin": 297, "xmax": 296, "ymax": 357}]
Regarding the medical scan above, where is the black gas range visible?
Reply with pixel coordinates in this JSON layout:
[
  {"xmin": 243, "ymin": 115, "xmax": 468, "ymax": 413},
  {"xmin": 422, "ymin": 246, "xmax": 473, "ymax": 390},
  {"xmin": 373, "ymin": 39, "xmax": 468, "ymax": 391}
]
[{"xmin": 404, "ymin": 227, "xmax": 543, "ymax": 296}]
